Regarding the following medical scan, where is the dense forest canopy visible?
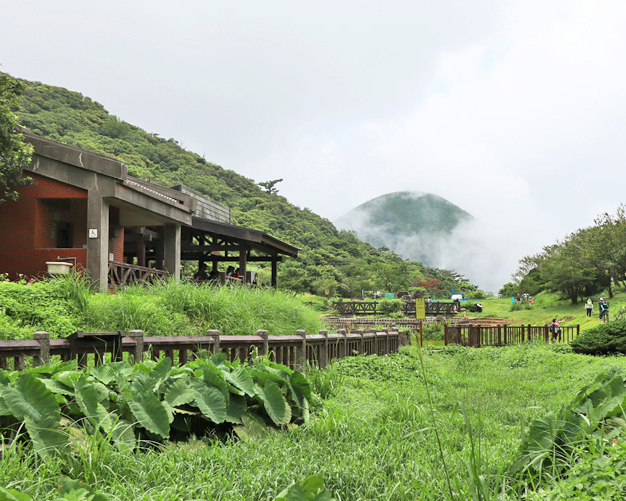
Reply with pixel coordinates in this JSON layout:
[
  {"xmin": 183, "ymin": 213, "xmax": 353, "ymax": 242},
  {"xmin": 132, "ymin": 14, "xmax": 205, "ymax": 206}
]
[{"xmin": 10, "ymin": 74, "xmax": 484, "ymax": 297}]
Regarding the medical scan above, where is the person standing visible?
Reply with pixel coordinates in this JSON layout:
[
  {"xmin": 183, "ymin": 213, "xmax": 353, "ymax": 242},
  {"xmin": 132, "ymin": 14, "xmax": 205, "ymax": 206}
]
[
  {"xmin": 550, "ymin": 318, "xmax": 562, "ymax": 343},
  {"xmin": 585, "ymin": 298, "xmax": 593, "ymax": 318}
]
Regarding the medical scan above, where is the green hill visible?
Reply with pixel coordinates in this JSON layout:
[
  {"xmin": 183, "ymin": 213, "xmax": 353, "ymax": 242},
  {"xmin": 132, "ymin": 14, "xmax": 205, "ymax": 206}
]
[
  {"xmin": 10, "ymin": 74, "xmax": 483, "ymax": 297},
  {"xmin": 336, "ymin": 191, "xmax": 473, "ymax": 265}
]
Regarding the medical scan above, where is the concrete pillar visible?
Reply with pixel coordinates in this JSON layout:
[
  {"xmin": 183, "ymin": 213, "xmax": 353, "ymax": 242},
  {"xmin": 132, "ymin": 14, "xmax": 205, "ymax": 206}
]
[
  {"xmin": 207, "ymin": 329, "xmax": 221, "ymax": 355},
  {"xmin": 271, "ymin": 258, "xmax": 278, "ymax": 288},
  {"xmin": 87, "ymin": 195, "xmax": 110, "ymax": 292},
  {"xmin": 137, "ymin": 234, "xmax": 146, "ymax": 267},
  {"xmin": 238, "ymin": 248, "xmax": 248, "ymax": 284},
  {"xmin": 319, "ymin": 329, "xmax": 328, "ymax": 369},
  {"xmin": 33, "ymin": 331, "xmax": 50, "ymax": 366},
  {"xmin": 164, "ymin": 224, "xmax": 181, "ymax": 281},
  {"xmin": 128, "ymin": 330, "xmax": 144, "ymax": 363},
  {"xmin": 257, "ymin": 329, "xmax": 269, "ymax": 357}
]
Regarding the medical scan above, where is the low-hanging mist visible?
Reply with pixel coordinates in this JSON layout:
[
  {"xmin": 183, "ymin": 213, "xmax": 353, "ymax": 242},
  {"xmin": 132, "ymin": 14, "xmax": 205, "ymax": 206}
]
[{"xmin": 335, "ymin": 191, "xmax": 511, "ymax": 293}]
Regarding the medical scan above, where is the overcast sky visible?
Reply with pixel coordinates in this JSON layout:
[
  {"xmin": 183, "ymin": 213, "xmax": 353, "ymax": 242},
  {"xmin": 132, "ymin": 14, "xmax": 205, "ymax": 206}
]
[{"xmin": 2, "ymin": 1, "xmax": 625, "ymax": 291}]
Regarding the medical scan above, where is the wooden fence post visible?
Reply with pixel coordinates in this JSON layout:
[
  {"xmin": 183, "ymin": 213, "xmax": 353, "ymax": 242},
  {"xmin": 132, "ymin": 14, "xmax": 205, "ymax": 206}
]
[
  {"xmin": 257, "ymin": 330, "xmax": 269, "ymax": 357},
  {"xmin": 207, "ymin": 329, "xmax": 221, "ymax": 355},
  {"xmin": 33, "ymin": 331, "xmax": 50, "ymax": 366},
  {"xmin": 444, "ymin": 324, "xmax": 448, "ymax": 345},
  {"xmin": 356, "ymin": 329, "xmax": 364, "ymax": 354},
  {"xmin": 296, "ymin": 330, "xmax": 306, "ymax": 369},
  {"xmin": 319, "ymin": 329, "xmax": 328, "ymax": 369},
  {"xmin": 521, "ymin": 324, "xmax": 525, "ymax": 344},
  {"xmin": 127, "ymin": 330, "xmax": 144, "ymax": 363},
  {"xmin": 497, "ymin": 325, "xmax": 502, "ymax": 346}
]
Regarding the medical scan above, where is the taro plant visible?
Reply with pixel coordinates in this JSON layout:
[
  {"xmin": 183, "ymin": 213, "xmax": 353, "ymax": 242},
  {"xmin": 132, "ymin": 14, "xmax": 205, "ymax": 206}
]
[
  {"xmin": 0, "ymin": 354, "xmax": 313, "ymax": 459},
  {"xmin": 509, "ymin": 369, "xmax": 626, "ymax": 486}
]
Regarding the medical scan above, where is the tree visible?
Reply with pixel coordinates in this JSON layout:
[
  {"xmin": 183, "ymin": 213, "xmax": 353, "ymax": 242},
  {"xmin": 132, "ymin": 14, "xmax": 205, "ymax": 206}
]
[
  {"xmin": 0, "ymin": 72, "xmax": 32, "ymax": 203},
  {"xmin": 258, "ymin": 178, "xmax": 283, "ymax": 195}
]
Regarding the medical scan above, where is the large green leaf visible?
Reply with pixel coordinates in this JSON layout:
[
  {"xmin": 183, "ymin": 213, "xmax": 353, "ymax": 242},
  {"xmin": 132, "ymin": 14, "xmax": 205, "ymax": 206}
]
[
  {"xmin": 164, "ymin": 378, "xmax": 195, "ymax": 408},
  {"xmin": 225, "ymin": 395, "xmax": 247, "ymax": 424},
  {"xmin": 192, "ymin": 383, "xmax": 227, "ymax": 424},
  {"xmin": 0, "ymin": 486, "xmax": 33, "ymax": 501},
  {"xmin": 3, "ymin": 373, "xmax": 60, "ymax": 426},
  {"xmin": 23, "ymin": 416, "xmax": 68, "ymax": 460},
  {"xmin": 287, "ymin": 370, "xmax": 312, "ymax": 407},
  {"xmin": 145, "ymin": 357, "xmax": 172, "ymax": 392},
  {"xmin": 109, "ymin": 416, "xmax": 136, "ymax": 452},
  {"xmin": 53, "ymin": 370, "xmax": 82, "ymax": 389},
  {"xmin": 233, "ymin": 414, "xmax": 272, "ymax": 441},
  {"xmin": 125, "ymin": 392, "xmax": 170, "ymax": 439},
  {"xmin": 40, "ymin": 378, "xmax": 74, "ymax": 397},
  {"xmin": 202, "ymin": 363, "xmax": 227, "ymax": 390},
  {"xmin": 224, "ymin": 367, "xmax": 255, "ymax": 397},
  {"xmin": 74, "ymin": 376, "xmax": 113, "ymax": 433},
  {"xmin": 262, "ymin": 380, "xmax": 291, "ymax": 426}
]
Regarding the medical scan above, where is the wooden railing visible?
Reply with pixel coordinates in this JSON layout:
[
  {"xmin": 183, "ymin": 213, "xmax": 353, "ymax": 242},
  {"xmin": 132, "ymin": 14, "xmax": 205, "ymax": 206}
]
[
  {"xmin": 324, "ymin": 317, "xmax": 466, "ymax": 332},
  {"xmin": 332, "ymin": 301, "xmax": 459, "ymax": 317},
  {"xmin": 444, "ymin": 324, "xmax": 580, "ymax": 347},
  {"xmin": 0, "ymin": 328, "xmax": 410, "ymax": 372},
  {"xmin": 108, "ymin": 261, "xmax": 168, "ymax": 287}
]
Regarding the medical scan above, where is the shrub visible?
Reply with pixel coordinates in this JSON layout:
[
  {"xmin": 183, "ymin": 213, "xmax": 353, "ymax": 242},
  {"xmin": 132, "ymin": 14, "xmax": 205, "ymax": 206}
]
[
  {"xmin": 422, "ymin": 322, "xmax": 445, "ymax": 341},
  {"xmin": 570, "ymin": 319, "xmax": 626, "ymax": 355},
  {"xmin": 377, "ymin": 299, "xmax": 403, "ymax": 315}
]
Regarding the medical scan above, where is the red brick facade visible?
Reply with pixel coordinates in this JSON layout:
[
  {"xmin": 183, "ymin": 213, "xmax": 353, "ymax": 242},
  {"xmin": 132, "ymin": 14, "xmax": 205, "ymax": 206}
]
[{"xmin": 0, "ymin": 173, "xmax": 122, "ymax": 280}]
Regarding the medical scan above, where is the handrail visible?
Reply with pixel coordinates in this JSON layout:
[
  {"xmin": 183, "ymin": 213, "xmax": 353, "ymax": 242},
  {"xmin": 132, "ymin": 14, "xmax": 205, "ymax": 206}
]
[
  {"xmin": 0, "ymin": 328, "xmax": 411, "ymax": 372},
  {"xmin": 108, "ymin": 261, "xmax": 168, "ymax": 287}
]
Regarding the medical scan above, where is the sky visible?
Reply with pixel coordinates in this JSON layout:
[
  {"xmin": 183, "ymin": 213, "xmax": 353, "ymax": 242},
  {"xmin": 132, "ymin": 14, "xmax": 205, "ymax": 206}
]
[{"xmin": 2, "ymin": 1, "xmax": 626, "ymax": 292}]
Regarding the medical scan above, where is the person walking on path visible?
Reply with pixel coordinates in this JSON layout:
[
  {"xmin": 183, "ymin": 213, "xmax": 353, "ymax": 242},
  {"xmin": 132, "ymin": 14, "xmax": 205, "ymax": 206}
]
[
  {"xmin": 585, "ymin": 298, "xmax": 593, "ymax": 318},
  {"xmin": 599, "ymin": 298, "xmax": 610, "ymax": 322}
]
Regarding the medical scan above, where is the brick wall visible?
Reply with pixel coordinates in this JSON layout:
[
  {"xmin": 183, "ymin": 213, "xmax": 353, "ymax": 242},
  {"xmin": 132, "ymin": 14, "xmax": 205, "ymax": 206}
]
[{"xmin": 0, "ymin": 173, "xmax": 88, "ymax": 280}]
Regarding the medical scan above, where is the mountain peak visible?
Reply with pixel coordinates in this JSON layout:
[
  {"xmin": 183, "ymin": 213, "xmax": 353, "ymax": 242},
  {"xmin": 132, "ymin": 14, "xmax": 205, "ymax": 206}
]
[{"xmin": 335, "ymin": 191, "xmax": 473, "ymax": 265}]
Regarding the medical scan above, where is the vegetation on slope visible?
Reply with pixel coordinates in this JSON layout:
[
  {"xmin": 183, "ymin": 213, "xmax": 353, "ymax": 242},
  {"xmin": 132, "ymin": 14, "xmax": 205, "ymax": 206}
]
[
  {"xmin": 0, "ymin": 72, "xmax": 32, "ymax": 203},
  {"xmin": 11, "ymin": 74, "xmax": 483, "ymax": 298},
  {"xmin": 0, "ymin": 274, "xmax": 324, "ymax": 339}
]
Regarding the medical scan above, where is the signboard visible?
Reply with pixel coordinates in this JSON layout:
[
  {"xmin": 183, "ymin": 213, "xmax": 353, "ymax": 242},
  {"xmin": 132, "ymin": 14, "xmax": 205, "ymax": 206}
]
[{"xmin": 415, "ymin": 298, "xmax": 426, "ymax": 319}]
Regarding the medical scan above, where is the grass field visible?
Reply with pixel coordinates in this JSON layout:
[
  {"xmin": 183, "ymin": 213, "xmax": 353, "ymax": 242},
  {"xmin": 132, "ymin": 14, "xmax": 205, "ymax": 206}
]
[
  {"xmin": 2, "ymin": 342, "xmax": 626, "ymax": 500},
  {"xmin": 462, "ymin": 289, "xmax": 626, "ymax": 329}
]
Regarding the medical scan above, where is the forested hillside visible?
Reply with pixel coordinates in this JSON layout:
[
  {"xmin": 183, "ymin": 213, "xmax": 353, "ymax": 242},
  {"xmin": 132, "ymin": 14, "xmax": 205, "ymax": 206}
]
[{"xmin": 13, "ymin": 75, "xmax": 482, "ymax": 297}]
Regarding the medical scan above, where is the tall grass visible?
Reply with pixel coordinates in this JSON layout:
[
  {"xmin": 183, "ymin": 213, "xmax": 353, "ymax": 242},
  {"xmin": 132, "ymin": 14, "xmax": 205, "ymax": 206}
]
[{"xmin": 0, "ymin": 277, "xmax": 324, "ymax": 339}]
